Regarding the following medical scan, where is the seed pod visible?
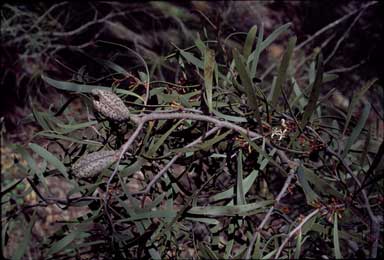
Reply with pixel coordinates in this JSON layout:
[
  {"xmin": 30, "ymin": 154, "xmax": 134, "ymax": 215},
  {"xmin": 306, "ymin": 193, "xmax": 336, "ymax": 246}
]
[
  {"xmin": 72, "ymin": 150, "xmax": 118, "ymax": 178},
  {"xmin": 91, "ymin": 89, "xmax": 130, "ymax": 121}
]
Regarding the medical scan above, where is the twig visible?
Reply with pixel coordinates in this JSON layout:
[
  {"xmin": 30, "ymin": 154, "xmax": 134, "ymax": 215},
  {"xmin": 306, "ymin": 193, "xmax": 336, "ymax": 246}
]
[
  {"xmin": 260, "ymin": 1, "xmax": 378, "ymax": 81},
  {"xmin": 325, "ymin": 59, "xmax": 367, "ymax": 74},
  {"xmin": 132, "ymin": 127, "xmax": 220, "ymax": 195},
  {"xmin": 50, "ymin": 11, "xmax": 128, "ymax": 37},
  {"xmin": 296, "ymin": 1, "xmax": 377, "ymax": 51},
  {"xmin": 245, "ymin": 162, "xmax": 298, "ymax": 259},
  {"xmin": 107, "ymin": 111, "xmax": 263, "ymax": 195},
  {"xmin": 325, "ymin": 146, "xmax": 381, "ymax": 258},
  {"xmin": 275, "ymin": 208, "xmax": 320, "ymax": 258},
  {"xmin": 26, "ymin": 2, "xmax": 68, "ymax": 34},
  {"xmin": 106, "ymin": 121, "xmax": 144, "ymax": 192},
  {"xmin": 130, "ymin": 112, "xmax": 263, "ymax": 139},
  {"xmin": 324, "ymin": 7, "xmax": 367, "ymax": 64}
]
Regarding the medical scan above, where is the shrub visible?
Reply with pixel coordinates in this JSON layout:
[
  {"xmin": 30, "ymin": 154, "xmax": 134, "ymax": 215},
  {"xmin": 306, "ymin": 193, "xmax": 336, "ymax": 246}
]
[{"xmin": 2, "ymin": 18, "xmax": 383, "ymax": 260}]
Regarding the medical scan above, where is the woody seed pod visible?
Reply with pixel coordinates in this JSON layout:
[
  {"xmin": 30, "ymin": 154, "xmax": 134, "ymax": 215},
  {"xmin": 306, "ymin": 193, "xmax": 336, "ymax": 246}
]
[
  {"xmin": 91, "ymin": 89, "xmax": 130, "ymax": 121},
  {"xmin": 72, "ymin": 150, "xmax": 118, "ymax": 178}
]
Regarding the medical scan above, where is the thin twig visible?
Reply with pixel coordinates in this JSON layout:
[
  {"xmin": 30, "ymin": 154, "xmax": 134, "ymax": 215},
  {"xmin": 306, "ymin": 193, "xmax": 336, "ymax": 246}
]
[
  {"xmin": 260, "ymin": 1, "xmax": 378, "ymax": 80},
  {"xmin": 275, "ymin": 208, "xmax": 320, "ymax": 258},
  {"xmin": 324, "ymin": 7, "xmax": 367, "ymax": 64},
  {"xmin": 132, "ymin": 127, "xmax": 220, "ymax": 195},
  {"xmin": 245, "ymin": 162, "xmax": 298, "ymax": 259},
  {"xmin": 325, "ymin": 145, "xmax": 381, "ymax": 258},
  {"xmin": 296, "ymin": 1, "xmax": 377, "ymax": 51},
  {"xmin": 106, "ymin": 121, "xmax": 144, "ymax": 192},
  {"xmin": 50, "ymin": 11, "xmax": 128, "ymax": 37}
]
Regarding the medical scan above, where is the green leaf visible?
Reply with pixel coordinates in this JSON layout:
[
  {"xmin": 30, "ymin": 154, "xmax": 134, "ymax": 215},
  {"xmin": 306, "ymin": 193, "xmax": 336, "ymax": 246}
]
[
  {"xmin": 172, "ymin": 130, "xmax": 231, "ymax": 153},
  {"xmin": 30, "ymin": 101, "xmax": 57, "ymax": 131},
  {"xmin": 119, "ymin": 209, "xmax": 177, "ymax": 222},
  {"xmin": 29, "ymin": 143, "xmax": 68, "ymax": 178},
  {"xmin": 333, "ymin": 214, "xmax": 342, "ymax": 259},
  {"xmin": 251, "ymin": 232, "xmax": 262, "ymax": 259},
  {"xmin": 323, "ymin": 73, "xmax": 339, "ymax": 83},
  {"xmin": 270, "ymin": 36, "xmax": 296, "ymax": 109},
  {"xmin": 47, "ymin": 230, "xmax": 82, "ymax": 256},
  {"xmin": 297, "ymin": 165, "xmax": 320, "ymax": 205},
  {"xmin": 342, "ymin": 102, "xmax": 371, "ymax": 158},
  {"xmin": 198, "ymin": 243, "xmax": 220, "ymax": 259},
  {"xmin": 195, "ymin": 34, "xmax": 206, "ymax": 54},
  {"xmin": 224, "ymin": 222, "xmax": 235, "ymax": 258},
  {"xmin": 300, "ymin": 52, "xmax": 323, "ymax": 129},
  {"xmin": 294, "ymin": 230, "xmax": 303, "ymax": 259},
  {"xmin": 243, "ymin": 25, "xmax": 257, "ymax": 58},
  {"xmin": 246, "ymin": 138, "xmax": 289, "ymax": 176},
  {"xmin": 343, "ymin": 78, "xmax": 377, "ymax": 135},
  {"xmin": 233, "ymin": 48, "xmax": 261, "ymax": 122},
  {"xmin": 261, "ymin": 23, "xmax": 291, "ymax": 51},
  {"xmin": 1, "ymin": 179, "xmax": 24, "ymax": 197},
  {"xmin": 148, "ymin": 248, "xmax": 162, "ymax": 260},
  {"xmin": 236, "ymin": 150, "xmax": 246, "ymax": 205},
  {"xmin": 210, "ymin": 169, "xmax": 258, "ymax": 202},
  {"xmin": 13, "ymin": 144, "xmax": 37, "ymax": 175},
  {"xmin": 250, "ymin": 23, "xmax": 264, "ymax": 80},
  {"xmin": 212, "ymin": 109, "xmax": 247, "ymax": 123},
  {"xmin": 56, "ymin": 120, "xmax": 98, "ymax": 134},
  {"xmin": 12, "ymin": 213, "xmax": 37, "ymax": 260},
  {"xmin": 185, "ymin": 217, "xmax": 219, "ymax": 225},
  {"xmin": 204, "ymin": 48, "xmax": 215, "ymax": 113},
  {"xmin": 180, "ymin": 50, "xmax": 204, "ymax": 69},
  {"xmin": 146, "ymin": 120, "xmax": 183, "ymax": 156},
  {"xmin": 42, "ymin": 75, "xmax": 144, "ymax": 101},
  {"xmin": 119, "ymin": 158, "xmax": 145, "ymax": 178},
  {"xmin": 188, "ymin": 200, "xmax": 273, "ymax": 216},
  {"xmin": 36, "ymin": 132, "xmax": 103, "ymax": 146},
  {"xmin": 302, "ymin": 166, "xmax": 344, "ymax": 199},
  {"xmin": 93, "ymin": 58, "xmax": 129, "ymax": 76}
]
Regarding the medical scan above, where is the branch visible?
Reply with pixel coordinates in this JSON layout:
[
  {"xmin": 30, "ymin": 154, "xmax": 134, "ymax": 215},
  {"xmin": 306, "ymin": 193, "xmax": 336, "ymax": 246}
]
[{"xmin": 130, "ymin": 112, "xmax": 263, "ymax": 139}]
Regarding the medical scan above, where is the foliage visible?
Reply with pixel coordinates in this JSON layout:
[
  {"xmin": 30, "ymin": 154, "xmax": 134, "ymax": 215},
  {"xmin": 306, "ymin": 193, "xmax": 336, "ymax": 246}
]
[{"xmin": 1, "ymin": 3, "xmax": 383, "ymax": 260}]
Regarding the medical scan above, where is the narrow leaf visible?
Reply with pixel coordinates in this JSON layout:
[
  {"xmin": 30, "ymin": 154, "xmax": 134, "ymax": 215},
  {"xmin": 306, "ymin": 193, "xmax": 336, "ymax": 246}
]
[
  {"xmin": 47, "ymin": 230, "xmax": 81, "ymax": 256},
  {"xmin": 236, "ymin": 150, "xmax": 246, "ymax": 205},
  {"xmin": 188, "ymin": 200, "xmax": 273, "ymax": 216},
  {"xmin": 250, "ymin": 23, "xmax": 264, "ymax": 80},
  {"xmin": 270, "ymin": 36, "xmax": 296, "ymax": 109},
  {"xmin": 204, "ymin": 48, "xmax": 215, "ymax": 113},
  {"xmin": 243, "ymin": 25, "xmax": 257, "ymax": 58},
  {"xmin": 233, "ymin": 48, "xmax": 262, "ymax": 123},
  {"xmin": 343, "ymin": 78, "xmax": 377, "ymax": 134},
  {"xmin": 180, "ymin": 50, "xmax": 204, "ymax": 69},
  {"xmin": 261, "ymin": 23, "xmax": 291, "ymax": 51},
  {"xmin": 147, "ymin": 120, "xmax": 183, "ymax": 156},
  {"xmin": 300, "ymin": 52, "xmax": 323, "ymax": 129},
  {"xmin": 297, "ymin": 165, "xmax": 320, "ymax": 205},
  {"xmin": 342, "ymin": 102, "xmax": 371, "ymax": 158},
  {"xmin": 42, "ymin": 75, "xmax": 143, "ymax": 101},
  {"xmin": 12, "ymin": 213, "xmax": 36, "ymax": 260},
  {"xmin": 29, "ymin": 143, "xmax": 68, "ymax": 178},
  {"xmin": 333, "ymin": 214, "xmax": 342, "ymax": 259}
]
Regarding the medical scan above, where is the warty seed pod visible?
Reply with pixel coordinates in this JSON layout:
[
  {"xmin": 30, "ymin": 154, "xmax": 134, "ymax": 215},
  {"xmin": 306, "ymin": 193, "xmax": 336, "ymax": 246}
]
[
  {"xmin": 91, "ymin": 89, "xmax": 130, "ymax": 121},
  {"xmin": 72, "ymin": 150, "xmax": 119, "ymax": 178}
]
